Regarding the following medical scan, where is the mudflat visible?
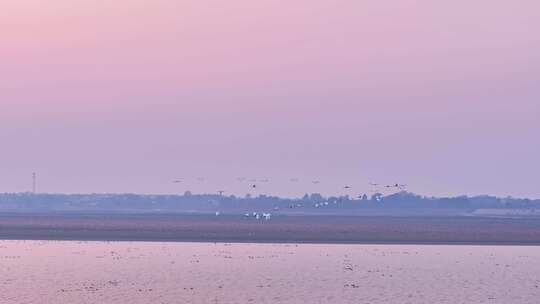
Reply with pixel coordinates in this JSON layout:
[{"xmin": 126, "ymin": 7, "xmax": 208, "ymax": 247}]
[{"xmin": 1, "ymin": 213, "xmax": 540, "ymax": 244}]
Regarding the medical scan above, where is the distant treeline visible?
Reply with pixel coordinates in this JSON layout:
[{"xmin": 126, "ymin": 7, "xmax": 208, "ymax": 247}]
[{"xmin": 0, "ymin": 192, "xmax": 538, "ymax": 213}]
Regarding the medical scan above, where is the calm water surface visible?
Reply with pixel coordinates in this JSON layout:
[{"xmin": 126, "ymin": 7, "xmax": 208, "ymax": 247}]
[{"xmin": 1, "ymin": 241, "xmax": 539, "ymax": 303}]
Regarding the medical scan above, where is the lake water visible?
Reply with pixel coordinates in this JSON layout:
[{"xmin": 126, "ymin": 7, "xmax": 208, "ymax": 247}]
[{"xmin": 1, "ymin": 241, "xmax": 539, "ymax": 303}]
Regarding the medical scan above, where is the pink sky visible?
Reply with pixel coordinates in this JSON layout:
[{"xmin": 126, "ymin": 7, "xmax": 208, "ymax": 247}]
[{"xmin": 1, "ymin": 0, "xmax": 539, "ymax": 198}]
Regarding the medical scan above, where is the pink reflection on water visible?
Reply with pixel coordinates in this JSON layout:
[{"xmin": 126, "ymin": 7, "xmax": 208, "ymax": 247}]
[{"xmin": 1, "ymin": 241, "xmax": 539, "ymax": 303}]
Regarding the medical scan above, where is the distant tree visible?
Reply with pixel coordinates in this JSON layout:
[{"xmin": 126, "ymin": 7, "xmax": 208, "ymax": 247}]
[{"xmin": 309, "ymin": 193, "xmax": 324, "ymax": 202}]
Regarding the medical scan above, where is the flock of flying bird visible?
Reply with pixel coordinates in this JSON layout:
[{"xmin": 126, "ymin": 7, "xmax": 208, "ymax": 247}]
[{"xmin": 171, "ymin": 177, "xmax": 408, "ymax": 198}]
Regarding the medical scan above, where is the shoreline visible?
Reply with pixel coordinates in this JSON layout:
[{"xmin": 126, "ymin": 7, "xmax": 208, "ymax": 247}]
[
  {"xmin": 1, "ymin": 213, "xmax": 540, "ymax": 246},
  {"xmin": 2, "ymin": 237, "xmax": 540, "ymax": 246}
]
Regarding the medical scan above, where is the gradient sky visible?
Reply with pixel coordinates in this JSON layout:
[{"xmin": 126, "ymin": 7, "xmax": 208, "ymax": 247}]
[{"xmin": 1, "ymin": 0, "xmax": 539, "ymax": 198}]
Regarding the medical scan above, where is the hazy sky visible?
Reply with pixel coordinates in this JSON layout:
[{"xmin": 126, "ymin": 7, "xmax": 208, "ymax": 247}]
[{"xmin": 1, "ymin": 0, "xmax": 539, "ymax": 198}]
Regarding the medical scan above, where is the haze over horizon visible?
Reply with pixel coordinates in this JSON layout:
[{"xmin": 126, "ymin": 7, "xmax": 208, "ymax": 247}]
[{"xmin": 1, "ymin": 1, "xmax": 539, "ymax": 198}]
